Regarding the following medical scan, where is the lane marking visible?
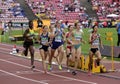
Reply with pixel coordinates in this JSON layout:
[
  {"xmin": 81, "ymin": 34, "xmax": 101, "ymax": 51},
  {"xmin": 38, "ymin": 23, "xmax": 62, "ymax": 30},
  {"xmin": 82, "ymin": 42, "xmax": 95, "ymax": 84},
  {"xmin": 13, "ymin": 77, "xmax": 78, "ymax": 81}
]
[
  {"xmin": 98, "ymin": 74, "xmax": 120, "ymax": 80},
  {"xmin": 0, "ymin": 43, "xmax": 14, "ymax": 47},
  {"xmin": 1, "ymin": 44, "xmax": 120, "ymax": 82},
  {"xmin": 0, "ymin": 46, "xmax": 57, "ymax": 65},
  {"xmin": 0, "ymin": 69, "xmax": 48, "ymax": 84},
  {"xmin": 0, "ymin": 47, "xmax": 10, "ymax": 52},
  {"xmin": 0, "ymin": 58, "xmax": 97, "ymax": 84},
  {"xmin": 41, "ymin": 79, "xmax": 73, "ymax": 82},
  {"xmin": 50, "ymin": 70, "xmax": 69, "ymax": 73},
  {"xmin": 15, "ymin": 70, "xmax": 42, "ymax": 75}
]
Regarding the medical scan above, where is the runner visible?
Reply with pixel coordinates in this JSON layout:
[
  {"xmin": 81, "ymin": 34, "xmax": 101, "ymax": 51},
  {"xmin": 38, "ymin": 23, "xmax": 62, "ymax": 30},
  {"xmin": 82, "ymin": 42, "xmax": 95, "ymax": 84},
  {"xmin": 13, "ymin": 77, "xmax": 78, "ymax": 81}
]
[
  {"xmin": 38, "ymin": 25, "xmax": 51, "ymax": 74},
  {"xmin": 65, "ymin": 25, "xmax": 74, "ymax": 72},
  {"xmin": 48, "ymin": 24, "xmax": 60, "ymax": 70},
  {"xmin": 23, "ymin": 20, "xmax": 36, "ymax": 70},
  {"xmin": 71, "ymin": 22, "xmax": 85, "ymax": 75},
  {"xmin": 48, "ymin": 20, "xmax": 65, "ymax": 71},
  {"xmin": 48, "ymin": 24, "xmax": 55, "ymax": 56},
  {"xmin": 88, "ymin": 25, "xmax": 103, "ymax": 76}
]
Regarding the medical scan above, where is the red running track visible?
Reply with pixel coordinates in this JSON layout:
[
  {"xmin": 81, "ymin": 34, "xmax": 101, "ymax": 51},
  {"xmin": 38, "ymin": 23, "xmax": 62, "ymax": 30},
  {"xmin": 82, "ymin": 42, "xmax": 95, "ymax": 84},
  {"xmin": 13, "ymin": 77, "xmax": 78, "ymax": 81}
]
[{"xmin": 0, "ymin": 43, "xmax": 120, "ymax": 84}]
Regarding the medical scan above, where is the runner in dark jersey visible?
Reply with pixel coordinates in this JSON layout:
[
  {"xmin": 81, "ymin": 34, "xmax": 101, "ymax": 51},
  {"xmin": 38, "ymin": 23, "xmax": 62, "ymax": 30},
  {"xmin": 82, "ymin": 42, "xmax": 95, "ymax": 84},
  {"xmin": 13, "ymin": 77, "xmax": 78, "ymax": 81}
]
[
  {"xmin": 23, "ymin": 20, "xmax": 36, "ymax": 70},
  {"xmin": 48, "ymin": 20, "xmax": 65, "ymax": 71},
  {"xmin": 38, "ymin": 25, "xmax": 51, "ymax": 74}
]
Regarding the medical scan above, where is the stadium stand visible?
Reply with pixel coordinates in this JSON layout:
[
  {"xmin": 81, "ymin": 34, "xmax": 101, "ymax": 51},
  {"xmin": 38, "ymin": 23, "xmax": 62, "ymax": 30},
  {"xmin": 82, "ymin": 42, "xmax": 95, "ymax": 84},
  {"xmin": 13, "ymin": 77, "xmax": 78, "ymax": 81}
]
[
  {"xmin": 26, "ymin": 0, "xmax": 88, "ymax": 24},
  {"xmin": 0, "ymin": 0, "xmax": 120, "ymax": 28},
  {"xmin": 91, "ymin": 0, "xmax": 120, "ymax": 21},
  {"xmin": 0, "ymin": 0, "xmax": 28, "ymax": 28}
]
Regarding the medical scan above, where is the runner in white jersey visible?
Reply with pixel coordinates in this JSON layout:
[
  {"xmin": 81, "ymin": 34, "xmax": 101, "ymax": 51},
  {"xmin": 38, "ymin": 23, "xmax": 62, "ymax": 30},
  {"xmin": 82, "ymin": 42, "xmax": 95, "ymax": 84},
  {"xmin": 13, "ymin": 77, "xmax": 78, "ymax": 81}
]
[{"xmin": 88, "ymin": 25, "xmax": 103, "ymax": 76}]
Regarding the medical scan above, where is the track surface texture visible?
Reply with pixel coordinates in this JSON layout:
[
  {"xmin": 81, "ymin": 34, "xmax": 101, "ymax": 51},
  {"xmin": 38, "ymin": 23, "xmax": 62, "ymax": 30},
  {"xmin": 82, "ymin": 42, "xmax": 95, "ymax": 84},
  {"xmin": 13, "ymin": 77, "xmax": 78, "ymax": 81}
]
[{"xmin": 0, "ymin": 43, "xmax": 120, "ymax": 84}]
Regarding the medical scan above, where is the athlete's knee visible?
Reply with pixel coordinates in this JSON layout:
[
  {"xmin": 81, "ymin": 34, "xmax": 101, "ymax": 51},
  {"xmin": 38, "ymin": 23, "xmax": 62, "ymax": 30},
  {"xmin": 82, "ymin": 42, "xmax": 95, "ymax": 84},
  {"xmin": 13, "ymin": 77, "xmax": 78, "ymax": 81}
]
[
  {"xmin": 75, "ymin": 56, "xmax": 79, "ymax": 61},
  {"xmin": 89, "ymin": 55, "xmax": 93, "ymax": 61},
  {"xmin": 31, "ymin": 48, "xmax": 34, "ymax": 52},
  {"xmin": 24, "ymin": 49, "xmax": 28, "ymax": 56},
  {"xmin": 67, "ymin": 53, "xmax": 71, "ymax": 58},
  {"xmin": 30, "ymin": 50, "xmax": 34, "ymax": 56},
  {"xmin": 89, "ymin": 57, "xmax": 93, "ymax": 64},
  {"xmin": 97, "ymin": 55, "xmax": 102, "ymax": 60}
]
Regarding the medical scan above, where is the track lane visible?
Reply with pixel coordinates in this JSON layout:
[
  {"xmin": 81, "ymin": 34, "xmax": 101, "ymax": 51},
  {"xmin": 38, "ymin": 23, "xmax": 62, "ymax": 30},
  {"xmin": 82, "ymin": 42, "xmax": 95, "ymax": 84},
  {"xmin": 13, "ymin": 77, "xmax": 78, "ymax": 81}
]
[
  {"xmin": 0, "ymin": 43, "xmax": 120, "ymax": 84},
  {"xmin": 0, "ymin": 54, "xmax": 97, "ymax": 84}
]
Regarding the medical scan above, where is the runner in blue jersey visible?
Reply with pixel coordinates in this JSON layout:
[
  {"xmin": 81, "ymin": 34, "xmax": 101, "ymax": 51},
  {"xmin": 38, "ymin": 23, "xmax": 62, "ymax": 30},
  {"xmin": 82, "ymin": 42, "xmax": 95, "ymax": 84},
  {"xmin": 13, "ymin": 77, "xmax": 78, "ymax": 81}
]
[{"xmin": 48, "ymin": 20, "xmax": 65, "ymax": 71}]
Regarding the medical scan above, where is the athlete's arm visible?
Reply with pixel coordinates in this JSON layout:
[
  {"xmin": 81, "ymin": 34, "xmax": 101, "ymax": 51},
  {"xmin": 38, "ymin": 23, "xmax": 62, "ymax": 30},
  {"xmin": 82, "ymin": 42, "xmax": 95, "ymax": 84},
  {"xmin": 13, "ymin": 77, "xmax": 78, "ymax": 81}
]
[
  {"xmin": 99, "ymin": 36, "xmax": 103, "ymax": 49},
  {"xmin": 89, "ymin": 33, "xmax": 93, "ymax": 44}
]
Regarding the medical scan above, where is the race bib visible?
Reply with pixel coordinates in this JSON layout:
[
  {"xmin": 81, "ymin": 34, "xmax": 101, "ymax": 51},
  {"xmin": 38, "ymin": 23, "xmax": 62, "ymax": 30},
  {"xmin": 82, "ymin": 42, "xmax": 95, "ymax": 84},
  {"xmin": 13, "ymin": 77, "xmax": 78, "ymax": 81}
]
[
  {"xmin": 41, "ymin": 38, "xmax": 48, "ymax": 45},
  {"xmin": 55, "ymin": 36, "xmax": 62, "ymax": 42}
]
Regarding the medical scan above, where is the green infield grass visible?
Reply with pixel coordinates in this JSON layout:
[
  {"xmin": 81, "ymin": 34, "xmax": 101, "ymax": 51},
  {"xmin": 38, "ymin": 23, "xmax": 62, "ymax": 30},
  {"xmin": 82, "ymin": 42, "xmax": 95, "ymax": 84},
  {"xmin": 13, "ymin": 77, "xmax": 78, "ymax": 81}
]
[{"xmin": 0, "ymin": 28, "xmax": 119, "ymax": 61}]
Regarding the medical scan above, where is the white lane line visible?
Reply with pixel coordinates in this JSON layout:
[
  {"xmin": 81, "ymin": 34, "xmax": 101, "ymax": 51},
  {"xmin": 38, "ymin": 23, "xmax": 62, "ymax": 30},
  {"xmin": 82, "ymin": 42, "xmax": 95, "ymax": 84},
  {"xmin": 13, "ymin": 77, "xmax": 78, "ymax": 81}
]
[
  {"xmin": 0, "ymin": 47, "xmax": 10, "ymax": 51},
  {"xmin": 0, "ymin": 59, "xmax": 97, "ymax": 84},
  {"xmin": 0, "ymin": 44, "xmax": 22, "ymax": 49},
  {"xmin": 0, "ymin": 69, "xmax": 48, "ymax": 84},
  {"xmin": 0, "ymin": 43, "xmax": 14, "ymax": 46},
  {"xmin": 15, "ymin": 70, "xmax": 42, "ymax": 75}
]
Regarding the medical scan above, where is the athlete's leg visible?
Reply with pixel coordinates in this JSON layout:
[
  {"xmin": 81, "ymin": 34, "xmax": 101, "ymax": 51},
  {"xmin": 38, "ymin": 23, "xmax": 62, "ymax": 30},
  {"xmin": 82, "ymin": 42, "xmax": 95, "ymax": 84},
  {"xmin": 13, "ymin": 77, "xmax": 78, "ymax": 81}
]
[
  {"xmin": 66, "ymin": 47, "xmax": 71, "ymax": 70},
  {"xmin": 24, "ymin": 47, "xmax": 29, "ymax": 56},
  {"xmin": 88, "ymin": 50, "xmax": 94, "ymax": 75},
  {"xmin": 48, "ymin": 48, "xmax": 55, "ymax": 70},
  {"xmin": 40, "ymin": 49, "xmax": 47, "ymax": 73},
  {"xmin": 58, "ymin": 45, "xmax": 64, "ymax": 69},
  {"xmin": 29, "ymin": 45, "xmax": 35, "ymax": 69},
  {"xmin": 72, "ymin": 47, "xmax": 81, "ymax": 75},
  {"xmin": 95, "ymin": 50, "xmax": 102, "ymax": 66}
]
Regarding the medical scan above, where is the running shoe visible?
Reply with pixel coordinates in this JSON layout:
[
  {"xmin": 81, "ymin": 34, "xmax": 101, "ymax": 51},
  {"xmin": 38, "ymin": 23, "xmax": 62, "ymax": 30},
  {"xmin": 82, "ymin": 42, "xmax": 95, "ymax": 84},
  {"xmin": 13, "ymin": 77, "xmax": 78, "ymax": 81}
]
[
  {"xmin": 58, "ymin": 65, "xmax": 62, "ymax": 70},
  {"xmin": 88, "ymin": 71, "xmax": 92, "ymax": 76},
  {"xmin": 72, "ymin": 71, "xmax": 77, "ymax": 75},
  {"xmin": 31, "ymin": 65, "xmax": 35, "ymax": 70},
  {"xmin": 21, "ymin": 51, "xmax": 27, "ymax": 57},
  {"xmin": 48, "ymin": 64, "xmax": 52, "ymax": 71}
]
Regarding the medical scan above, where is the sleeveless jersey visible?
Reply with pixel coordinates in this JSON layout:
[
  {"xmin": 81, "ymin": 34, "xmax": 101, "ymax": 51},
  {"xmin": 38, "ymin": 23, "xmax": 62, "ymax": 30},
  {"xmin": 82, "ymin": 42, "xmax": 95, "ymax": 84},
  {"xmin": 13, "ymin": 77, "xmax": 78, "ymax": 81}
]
[
  {"xmin": 28, "ymin": 29, "xmax": 35, "ymax": 39},
  {"xmin": 91, "ymin": 34, "xmax": 100, "ymax": 46},
  {"xmin": 74, "ymin": 31, "xmax": 82, "ymax": 41},
  {"xmin": 29, "ymin": 29, "xmax": 34, "ymax": 35},
  {"xmin": 54, "ymin": 28, "xmax": 63, "ymax": 42},
  {"xmin": 40, "ymin": 33, "xmax": 49, "ymax": 45}
]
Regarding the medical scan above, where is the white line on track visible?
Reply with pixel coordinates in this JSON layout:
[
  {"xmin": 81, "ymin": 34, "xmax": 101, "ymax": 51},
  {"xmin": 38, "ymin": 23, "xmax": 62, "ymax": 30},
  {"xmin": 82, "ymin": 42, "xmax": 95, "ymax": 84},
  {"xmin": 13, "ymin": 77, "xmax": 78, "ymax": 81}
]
[
  {"xmin": 0, "ymin": 44, "xmax": 97, "ymax": 84},
  {"xmin": 0, "ymin": 43, "xmax": 23, "ymax": 49},
  {"xmin": 0, "ymin": 69, "xmax": 48, "ymax": 84},
  {"xmin": 0, "ymin": 59, "xmax": 97, "ymax": 84},
  {"xmin": 0, "ymin": 47, "xmax": 11, "ymax": 51},
  {"xmin": 15, "ymin": 70, "xmax": 42, "ymax": 75},
  {"xmin": 0, "ymin": 43, "xmax": 13, "ymax": 47}
]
